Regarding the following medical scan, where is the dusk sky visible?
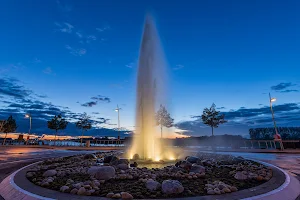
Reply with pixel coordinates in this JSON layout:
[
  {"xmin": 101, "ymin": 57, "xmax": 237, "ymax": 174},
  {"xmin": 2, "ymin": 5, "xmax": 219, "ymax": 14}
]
[{"xmin": 0, "ymin": 0, "xmax": 299, "ymax": 138}]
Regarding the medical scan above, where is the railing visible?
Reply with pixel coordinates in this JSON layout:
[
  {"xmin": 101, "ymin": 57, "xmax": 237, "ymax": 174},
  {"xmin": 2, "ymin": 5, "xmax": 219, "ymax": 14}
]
[{"xmin": 243, "ymin": 140, "xmax": 300, "ymax": 150}]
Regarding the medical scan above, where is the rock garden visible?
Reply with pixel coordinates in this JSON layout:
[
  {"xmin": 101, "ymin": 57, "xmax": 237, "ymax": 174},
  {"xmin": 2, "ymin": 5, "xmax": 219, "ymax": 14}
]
[{"xmin": 25, "ymin": 151, "xmax": 273, "ymax": 199}]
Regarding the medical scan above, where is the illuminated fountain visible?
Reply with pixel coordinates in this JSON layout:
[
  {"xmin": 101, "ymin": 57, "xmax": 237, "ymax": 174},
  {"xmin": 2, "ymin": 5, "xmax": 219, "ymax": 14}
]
[{"xmin": 129, "ymin": 14, "xmax": 171, "ymax": 161}]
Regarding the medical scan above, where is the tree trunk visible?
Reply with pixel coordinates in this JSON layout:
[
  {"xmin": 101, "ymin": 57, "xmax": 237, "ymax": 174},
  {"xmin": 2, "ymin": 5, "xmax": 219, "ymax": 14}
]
[
  {"xmin": 2, "ymin": 133, "xmax": 7, "ymax": 145},
  {"xmin": 211, "ymin": 126, "xmax": 214, "ymax": 136},
  {"xmin": 81, "ymin": 129, "xmax": 84, "ymax": 147},
  {"xmin": 161, "ymin": 125, "xmax": 163, "ymax": 139}
]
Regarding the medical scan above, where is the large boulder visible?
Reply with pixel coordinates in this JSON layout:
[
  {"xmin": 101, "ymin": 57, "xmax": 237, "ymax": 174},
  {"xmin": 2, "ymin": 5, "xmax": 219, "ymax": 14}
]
[
  {"xmin": 190, "ymin": 164, "xmax": 205, "ymax": 174},
  {"xmin": 103, "ymin": 155, "xmax": 119, "ymax": 164},
  {"xmin": 111, "ymin": 158, "xmax": 129, "ymax": 166},
  {"xmin": 146, "ymin": 179, "xmax": 161, "ymax": 191},
  {"xmin": 87, "ymin": 166, "xmax": 101, "ymax": 176},
  {"xmin": 94, "ymin": 166, "xmax": 116, "ymax": 180},
  {"xmin": 117, "ymin": 163, "xmax": 129, "ymax": 170},
  {"xmin": 43, "ymin": 170, "xmax": 57, "ymax": 177},
  {"xmin": 185, "ymin": 156, "xmax": 200, "ymax": 164},
  {"xmin": 162, "ymin": 180, "xmax": 184, "ymax": 194},
  {"xmin": 132, "ymin": 154, "xmax": 140, "ymax": 160}
]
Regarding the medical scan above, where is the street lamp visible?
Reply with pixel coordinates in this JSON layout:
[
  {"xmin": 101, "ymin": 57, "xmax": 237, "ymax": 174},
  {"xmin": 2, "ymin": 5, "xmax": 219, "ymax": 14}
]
[
  {"xmin": 115, "ymin": 105, "xmax": 121, "ymax": 144},
  {"xmin": 269, "ymin": 93, "xmax": 278, "ymax": 135},
  {"xmin": 25, "ymin": 114, "xmax": 32, "ymax": 145}
]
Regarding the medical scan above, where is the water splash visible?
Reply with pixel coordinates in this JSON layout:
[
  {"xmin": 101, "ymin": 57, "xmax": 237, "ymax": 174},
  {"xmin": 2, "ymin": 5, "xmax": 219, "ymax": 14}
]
[{"xmin": 129, "ymin": 14, "xmax": 169, "ymax": 160}]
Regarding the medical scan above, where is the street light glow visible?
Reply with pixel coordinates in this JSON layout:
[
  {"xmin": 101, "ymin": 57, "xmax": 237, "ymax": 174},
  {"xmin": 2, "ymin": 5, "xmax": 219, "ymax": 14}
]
[
  {"xmin": 271, "ymin": 98, "xmax": 276, "ymax": 102},
  {"xmin": 25, "ymin": 114, "xmax": 30, "ymax": 118}
]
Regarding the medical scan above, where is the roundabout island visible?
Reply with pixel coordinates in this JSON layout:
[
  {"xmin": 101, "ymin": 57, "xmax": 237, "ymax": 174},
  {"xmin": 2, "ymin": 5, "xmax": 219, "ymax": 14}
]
[{"xmin": 1, "ymin": 151, "xmax": 297, "ymax": 200}]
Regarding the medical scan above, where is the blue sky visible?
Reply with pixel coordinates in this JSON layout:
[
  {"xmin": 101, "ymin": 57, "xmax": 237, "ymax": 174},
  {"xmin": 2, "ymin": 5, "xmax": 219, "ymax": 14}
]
[{"xmin": 0, "ymin": 0, "xmax": 299, "ymax": 137}]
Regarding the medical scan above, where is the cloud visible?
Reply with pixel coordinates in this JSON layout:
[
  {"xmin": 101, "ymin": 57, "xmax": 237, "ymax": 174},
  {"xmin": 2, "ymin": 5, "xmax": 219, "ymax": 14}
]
[
  {"xmin": 281, "ymin": 89, "xmax": 299, "ymax": 93},
  {"xmin": 0, "ymin": 78, "xmax": 32, "ymax": 99},
  {"xmin": 173, "ymin": 64, "xmax": 184, "ymax": 70},
  {"xmin": 55, "ymin": 22, "xmax": 74, "ymax": 33},
  {"xmin": 81, "ymin": 101, "xmax": 97, "ymax": 107},
  {"xmin": 217, "ymin": 107, "xmax": 226, "ymax": 109},
  {"xmin": 0, "ymin": 62, "xmax": 25, "ymax": 74},
  {"xmin": 125, "ymin": 59, "xmax": 138, "ymax": 69},
  {"xmin": 91, "ymin": 95, "xmax": 111, "ymax": 103},
  {"xmin": 96, "ymin": 26, "xmax": 110, "ymax": 32},
  {"xmin": 0, "ymin": 77, "xmax": 123, "ymax": 136},
  {"xmin": 271, "ymin": 82, "xmax": 298, "ymax": 93},
  {"xmin": 65, "ymin": 45, "xmax": 86, "ymax": 56},
  {"xmin": 81, "ymin": 95, "xmax": 111, "ymax": 107},
  {"xmin": 43, "ymin": 67, "xmax": 56, "ymax": 75},
  {"xmin": 76, "ymin": 32, "xmax": 83, "ymax": 38},
  {"xmin": 176, "ymin": 103, "xmax": 300, "ymax": 136},
  {"xmin": 86, "ymin": 35, "xmax": 97, "ymax": 43}
]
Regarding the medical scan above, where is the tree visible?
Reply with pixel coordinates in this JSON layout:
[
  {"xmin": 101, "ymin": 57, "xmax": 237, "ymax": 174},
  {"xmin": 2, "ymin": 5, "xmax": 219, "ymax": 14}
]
[
  {"xmin": 155, "ymin": 104, "xmax": 174, "ymax": 138},
  {"xmin": 76, "ymin": 113, "xmax": 92, "ymax": 146},
  {"xmin": 201, "ymin": 103, "xmax": 227, "ymax": 136},
  {"xmin": 47, "ymin": 115, "xmax": 68, "ymax": 145},
  {"xmin": 1, "ymin": 116, "xmax": 17, "ymax": 145}
]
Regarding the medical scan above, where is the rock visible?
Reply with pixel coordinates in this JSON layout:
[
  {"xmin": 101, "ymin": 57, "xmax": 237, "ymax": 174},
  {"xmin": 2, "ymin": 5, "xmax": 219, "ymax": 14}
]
[
  {"xmin": 230, "ymin": 186, "xmax": 238, "ymax": 192},
  {"xmin": 103, "ymin": 155, "xmax": 119, "ymax": 164},
  {"xmin": 201, "ymin": 159, "xmax": 212, "ymax": 166},
  {"xmin": 77, "ymin": 187, "xmax": 86, "ymax": 195},
  {"xmin": 112, "ymin": 193, "xmax": 121, "ymax": 198},
  {"xmin": 222, "ymin": 188, "xmax": 231, "ymax": 193},
  {"xmin": 214, "ymin": 188, "xmax": 221, "ymax": 195},
  {"xmin": 190, "ymin": 164, "xmax": 205, "ymax": 174},
  {"xmin": 111, "ymin": 158, "xmax": 129, "ymax": 166},
  {"xmin": 117, "ymin": 163, "xmax": 129, "ymax": 170},
  {"xmin": 162, "ymin": 180, "xmax": 184, "ymax": 194},
  {"xmin": 145, "ymin": 179, "xmax": 161, "ymax": 191},
  {"xmin": 26, "ymin": 172, "xmax": 35, "ymax": 178},
  {"xmin": 218, "ymin": 184, "xmax": 226, "ymax": 190},
  {"xmin": 130, "ymin": 162, "xmax": 138, "ymax": 167},
  {"xmin": 234, "ymin": 171, "xmax": 248, "ymax": 180},
  {"xmin": 41, "ymin": 182, "xmax": 49, "ymax": 187},
  {"xmin": 60, "ymin": 185, "xmax": 69, "ymax": 192},
  {"xmin": 176, "ymin": 161, "xmax": 192, "ymax": 171},
  {"xmin": 132, "ymin": 154, "xmax": 140, "ymax": 160},
  {"xmin": 256, "ymin": 175, "xmax": 264, "ymax": 181},
  {"xmin": 119, "ymin": 174, "xmax": 127, "ymax": 179},
  {"xmin": 106, "ymin": 192, "xmax": 114, "ymax": 198},
  {"xmin": 42, "ymin": 170, "xmax": 57, "ymax": 177},
  {"xmin": 87, "ymin": 166, "xmax": 101, "ymax": 176},
  {"xmin": 94, "ymin": 166, "xmax": 116, "ymax": 180},
  {"xmin": 73, "ymin": 183, "xmax": 82, "ymax": 189},
  {"xmin": 185, "ymin": 156, "xmax": 200, "ymax": 164},
  {"xmin": 84, "ymin": 154, "xmax": 97, "ymax": 160},
  {"xmin": 121, "ymin": 192, "xmax": 133, "ymax": 200},
  {"xmin": 207, "ymin": 189, "xmax": 215, "ymax": 195},
  {"xmin": 70, "ymin": 188, "xmax": 78, "ymax": 194}
]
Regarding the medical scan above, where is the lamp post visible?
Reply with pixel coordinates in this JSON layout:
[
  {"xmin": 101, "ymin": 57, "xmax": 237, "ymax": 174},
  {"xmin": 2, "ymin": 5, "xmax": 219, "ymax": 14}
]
[
  {"xmin": 25, "ymin": 114, "xmax": 32, "ymax": 145},
  {"xmin": 115, "ymin": 105, "xmax": 121, "ymax": 145},
  {"xmin": 269, "ymin": 93, "xmax": 278, "ymax": 135}
]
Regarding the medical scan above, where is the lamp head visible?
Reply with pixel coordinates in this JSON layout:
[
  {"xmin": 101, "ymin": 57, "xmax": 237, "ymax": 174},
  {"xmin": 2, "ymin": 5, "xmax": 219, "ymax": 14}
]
[{"xmin": 271, "ymin": 98, "xmax": 276, "ymax": 102}]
